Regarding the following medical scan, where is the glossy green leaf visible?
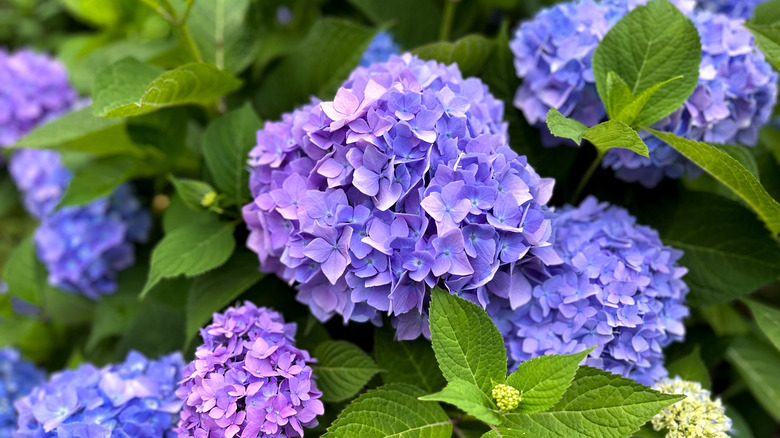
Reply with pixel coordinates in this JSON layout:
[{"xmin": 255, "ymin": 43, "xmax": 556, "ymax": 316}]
[
  {"xmin": 726, "ymin": 336, "xmax": 780, "ymax": 422},
  {"xmin": 413, "ymin": 35, "xmax": 495, "ymax": 77},
  {"xmin": 420, "ymin": 379, "xmax": 501, "ymax": 425},
  {"xmin": 312, "ymin": 340, "xmax": 382, "ymax": 402},
  {"xmin": 746, "ymin": 300, "xmax": 780, "ymax": 352},
  {"xmin": 169, "ymin": 177, "xmax": 217, "ymax": 211},
  {"xmin": 666, "ymin": 347, "xmax": 710, "ymax": 389},
  {"xmin": 373, "ymin": 328, "xmax": 446, "ymax": 393}
]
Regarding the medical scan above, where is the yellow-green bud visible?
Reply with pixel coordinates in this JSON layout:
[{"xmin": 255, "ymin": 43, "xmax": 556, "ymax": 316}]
[
  {"xmin": 492, "ymin": 383, "xmax": 521, "ymax": 411},
  {"xmin": 201, "ymin": 192, "xmax": 218, "ymax": 208},
  {"xmin": 652, "ymin": 377, "xmax": 731, "ymax": 438}
]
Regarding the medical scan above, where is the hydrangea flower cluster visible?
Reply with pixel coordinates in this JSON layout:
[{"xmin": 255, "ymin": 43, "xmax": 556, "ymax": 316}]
[
  {"xmin": 0, "ymin": 348, "xmax": 45, "ymax": 438},
  {"xmin": 603, "ymin": 10, "xmax": 778, "ymax": 187},
  {"xmin": 0, "ymin": 49, "xmax": 76, "ymax": 148},
  {"xmin": 695, "ymin": 0, "xmax": 768, "ymax": 18},
  {"xmin": 651, "ymin": 376, "xmax": 732, "ymax": 437},
  {"xmin": 243, "ymin": 53, "xmax": 558, "ymax": 340},
  {"xmin": 14, "ymin": 351, "xmax": 184, "ymax": 438},
  {"xmin": 176, "ymin": 302, "xmax": 323, "ymax": 438},
  {"xmin": 487, "ymin": 197, "xmax": 689, "ymax": 385},
  {"xmin": 359, "ymin": 31, "xmax": 399, "ymax": 67},
  {"xmin": 9, "ymin": 149, "xmax": 151, "ymax": 299},
  {"xmin": 511, "ymin": 0, "xmax": 777, "ymax": 187}
]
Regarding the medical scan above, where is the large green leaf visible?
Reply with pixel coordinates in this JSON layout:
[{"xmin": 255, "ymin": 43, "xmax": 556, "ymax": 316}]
[
  {"xmin": 93, "ymin": 58, "xmax": 242, "ymax": 117},
  {"xmin": 140, "ymin": 221, "xmax": 236, "ymax": 297},
  {"xmin": 373, "ymin": 328, "xmax": 446, "ymax": 393},
  {"xmin": 498, "ymin": 367, "xmax": 682, "ymax": 438},
  {"xmin": 59, "ymin": 155, "xmax": 159, "ymax": 207},
  {"xmin": 312, "ymin": 340, "xmax": 382, "ymax": 402},
  {"xmin": 202, "ymin": 104, "xmax": 263, "ymax": 204},
  {"xmin": 666, "ymin": 346, "xmax": 710, "ymax": 389},
  {"xmin": 253, "ymin": 19, "xmax": 377, "ymax": 118},
  {"xmin": 429, "ymin": 287, "xmax": 507, "ymax": 395},
  {"xmin": 15, "ymin": 107, "xmax": 143, "ymax": 156},
  {"xmin": 185, "ymin": 250, "xmax": 264, "ymax": 343},
  {"xmin": 649, "ymin": 129, "xmax": 780, "ymax": 235},
  {"xmin": 420, "ymin": 379, "xmax": 501, "ymax": 425},
  {"xmin": 169, "ymin": 177, "xmax": 217, "ymax": 211},
  {"xmin": 323, "ymin": 384, "xmax": 452, "ymax": 438},
  {"xmin": 504, "ymin": 348, "xmax": 591, "ymax": 414},
  {"xmin": 546, "ymin": 109, "xmax": 648, "ymax": 157},
  {"xmin": 413, "ymin": 35, "xmax": 495, "ymax": 77},
  {"xmin": 726, "ymin": 336, "xmax": 780, "ymax": 422},
  {"xmin": 592, "ymin": 0, "xmax": 700, "ymax": 128},
  {"xmin": 745, "ymin": 300, "xmax": 780, "ymax": 352},
  {"xmin": 347, "ymin": 0, "xmax": 441, "ymax": 48},
  {"xmin": 1, "ymin": 237, "xmax": 44, "ymax": 306},
  {"xmin": 745, "ymin": 0, "xmax": 780, "ymax": 71}
]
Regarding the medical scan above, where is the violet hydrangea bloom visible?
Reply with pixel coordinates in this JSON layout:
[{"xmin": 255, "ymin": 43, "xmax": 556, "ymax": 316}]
[
  {"xmin": 0, "ymin": 49, "xmax": 76, "ymax": 148},
  {"xmin": 0, "ymin": 348, "xmax": 45, "ymax": 438},
  {"xmin": 9, "ymin": 149, "xmax": 151, "ymax": 300},
  {"xmin": 486, "ymin": 197, "xmax": 690, "ymax": 385},
  {"xmin": 13, "ymin": 351, "xmax": 184, "ymax": 438},
  {"xmin": 176, "ymin": 302, "xmax": 324, "ymax": 438},
  {"xmin": 243, "ymin": 54, "xmax": 558, "ymax": 340},
  {"xmin": 359, "ymin": 31, "xmax": 400, "ymax": 67}
]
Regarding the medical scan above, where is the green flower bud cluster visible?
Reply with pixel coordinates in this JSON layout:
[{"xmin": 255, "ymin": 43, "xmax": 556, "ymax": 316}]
[
  {"xmin": 492, "ymin": 383, "xmax": 521, "ymax": 411},
  {"xmin": 652, "ymin": 376, "xmax": 731, "ymax": 438}
]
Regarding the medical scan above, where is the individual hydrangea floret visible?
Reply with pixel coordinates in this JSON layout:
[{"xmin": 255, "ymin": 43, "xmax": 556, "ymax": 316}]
[
  {"xmin": 511, "ymin": 0, "xmax": 777, "ymax": 187},
  {"xmin": 695, "ymin": 0, "xmax": 768, "ymax": 18},
  {"xmin": 0, "ymin": 49, "xmax": 77, "ymax": 148},
  {"xmin": 14, "ymin": 351, "xmax": 184, "ymax": 438},
  {"xmin": 9, "ymin": 149, "xmax": 151, "ymax": 299},
  {"xmin": 359, "ymin": 31, "xmax": 400, "ymax": 67},
  {"xmin": 176, "ymin": 302, "xmax": 324, "ymax": 438},
  {"xmin": 652, "ymin": 376, "xmax": 732, "ymax": 438},
  {"xmin": 492, "ymin": 384, "xmax": 521, "ymax": 411},
  {"xmin": 243, "ymin": 53, "xmax": 558, "ymax": 340},
  {"xmin": 487, "ymin": 197, "xmax": 689, "ymax": 385},
  {"xmin": 0, "ymin": 348, "xmax": 44, "ymax": 438}
]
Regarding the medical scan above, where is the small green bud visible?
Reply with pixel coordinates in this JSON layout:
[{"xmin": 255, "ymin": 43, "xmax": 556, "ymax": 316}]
[
  {"xmin": 201, "ymin": 191, "xmax": 218, "ymax": 208},
  {"xmin": 492, "ymin": 383, "xmax": 521, "ymax": 411}
]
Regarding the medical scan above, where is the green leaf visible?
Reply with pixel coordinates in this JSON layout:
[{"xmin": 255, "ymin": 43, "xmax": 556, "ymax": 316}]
[
  {"xmin": 185, "ymin": 250, "xmax": 264, "ymax": 343},
  {"xmin": 481, "ymin": 21, "xmax": 520, "ymax": 108},
  {"xmin": 59, "ymin": 155, "xmax": 159, "ymax": 207},
  {"xmin": 546, "ymin": 109, "xmax": 649, "ymax": 157},
  {"xmin": 504, "ymin": 348, "xmax": 592, "ymax": 414},
  {"xmin": 93, "ymin": 58, "xmax": 242, "ymax": 117},
  {"xmin": 592, "ymin": 0, "xmax": 700, "ymax": 127},
  {"xmin": 141, "ymin": 221, "xmax": 236, "ymax": 297},
  {"xmin": 346, "ymin": 0, "xmax": 441, "ymax": 48},
  {"xmin": 253, "ymin": 19, "xmax": 378, "ymax": 119},
  {"xmin": 1, "ymin": 237, "xmax": 43, "ymax": 306},
  {"xmin": 203, "ymin": 104, "xmax": 263, "ymax": 203},
  {"xmin": 648, "ymin": 129, "xmax": 780, "ymax": 235},
  {"xmin": 613, "ymin": 76, "xmax": 683, "ymax": 128},
  {"xmin": 498, "ymin": 367, "xmax": 682, "ymax": 438},
  {"xmin": 726, "ymin": 336, "xmax": 780, "ymax": 422},
  {"xmin": 323, "ymin": 384, "xmax": 452, "ymax": 438},
  {"xmin": 420, "ymin": 379, "xmax": 500, "ymax": 424},
  {"xmin": 15, "ymin": 107, "xmax": 143, "ymax": 156},
  {"xmin": 666, "ymin": 346, "xmax": 710, "ymax": 389},
  {"xmin": 373, "ymin": 327, "xmax": 446, "ymax": 393},
  {"xmin": 312, "ymin": 340, "xmax": 382, "ymax": 402},
  {"xmin": 745, "ymin": 300, "xmax": 780, "ymax": 352},
  {"xmin": 86, "ymin": 265, "xmax": 146, "ymax": 351},
  {"xmin": 170, "ymin": 177, "xmax": 217, "ymax": 211},
  {"xmin": 162, "ymin": 194, "xmax": 218, "ymax": 233},
  {"xmin": 62, "ymin": 0, "xmax": 134, "ymax": 27},
  {"xmin": 746, "ymin": 0, "xmax": 780, "ymax": 71},
  {"xmin": 699, "ymin": 303, "xmax": 751, "ymax": 336},
  {"xmin": 605, "ymin": 71, "xmax": 634, "ymax": 120},
  {"xmin": 429, "ymin": 287, "xmax": 507, "ymax": 395},
  {"xmin": 413, "ymin": 35, "xmax": 495, "ymax": 77}
]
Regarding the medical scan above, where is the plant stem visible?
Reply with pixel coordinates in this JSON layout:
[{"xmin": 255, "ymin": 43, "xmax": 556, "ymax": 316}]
[
  {"xmin": 439, "ymin": 0, "xmax": 458, "ymax": 41},
  {"xmin": 176, "ymin": 26, "xmax": 204, "ymax": 63},
  {"xmin": 572, "ymin": 149, "xmax": 605, "ymax": 203},
  {"xmin": 138, "ymin": 0, "xmax": 202, "ymax": 63}
]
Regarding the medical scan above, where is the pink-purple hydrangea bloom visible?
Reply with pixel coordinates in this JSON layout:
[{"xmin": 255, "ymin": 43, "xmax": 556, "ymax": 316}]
[
  {"xmin": 176, "ymin": 302, "xmax": 324, "ymax": 438},
  {"xmin": 14, "ymin": 351, "xmax": 184, "ymax": 438},
  {"xmin": 511, "ymin": 0, "xmax": 777, "ymax": 187},
  {"xmin": 243, "ymin": 54, "xmax": 558, "ymax": 340},
  {"xmin": 487, "ymin": 197, "xmax": 689, "ymax": 385}
]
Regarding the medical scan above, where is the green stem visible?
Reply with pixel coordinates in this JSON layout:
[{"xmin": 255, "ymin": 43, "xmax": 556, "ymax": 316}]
[
  {"xmin": 138, "ymin": 0, "xmax": 176, "ymax": 23},
  {"xmin": 176, "ymin": 26, "xmax": 204, "ymax": 63},
  {"xmin": 439, "ymin": 0, "xmax": 458, "ymax": 41},
  {"xmin": 572, "ymin": 149, "xmax": 605, "ymax": 203}
]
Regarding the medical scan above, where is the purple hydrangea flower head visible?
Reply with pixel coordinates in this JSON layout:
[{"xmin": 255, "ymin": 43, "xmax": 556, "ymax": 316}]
[
  {"xmin": 13, "ymin": 351, "xmax": 184, "ymax": 438},
  {"xmin": 0, "ymin": 348, "xmax": 45, "ymax": 438},
  {"xmin": 695, "ymin": 0, "xmax": 769, "ymax": 18},
  {"xmin": 359, "ymin": 32, "xmax": 400, "ymax": 67},
  {"xmin": 603, "ymin": 10, "xmax": 778, "ymax": 187},
  {"xmin": 0, "ymin": 49, "xmax": 76, "ymax": 148},
  {"xmin": 9, "ymin": 149, "xmax": 151, "ymax": 299},
  {"xmin": 176, "ymin": 302, "xmax": 323, "ymax": 438},
  {"xmin": 243, "ymin": 54, "xmax": 557, "ymax": 339},
  {"xmin": 486, "ymin": 197, "xmax": 689, "ymax": 385}
]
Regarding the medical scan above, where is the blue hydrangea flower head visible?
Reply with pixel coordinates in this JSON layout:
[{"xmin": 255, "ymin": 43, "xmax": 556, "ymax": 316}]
[
  {"xmin": 603, "ymin": 10, "xmax": 778, "ymax": 187},
  {"xmin": 0, "ymin": 49, "xmax": 76, "ymax": 148},
  {"xmin": 486, "ymin": 196, "xmax": 690, "ymax": 385},
  {"xmin": 243, "ymin": 53, "xmax": 558, "ymax": 340},
  {"xmin": 176, "ymin": 302, "xmax": 324, "ymax": 438},
  {"xmin": 0, "ymin": 348, "xmax": 45, "ymax": 438},
  {"xmin": 9, "ymin": 149, "xmax": 151, "ymax": 300},
  {"xmin": 695, "ymin": 0, "xmax": 769, "ymax": 18},
  {"xmin": 13, "ymin": 351, "xmax": 184, "ymax": 438},
  {"xmin": 652, "ymin": 376, "xmax": 732, "ymax": 437},
  {"xmin": 359, "ymin": 31, "xmax": 400, "ymax": 67}
]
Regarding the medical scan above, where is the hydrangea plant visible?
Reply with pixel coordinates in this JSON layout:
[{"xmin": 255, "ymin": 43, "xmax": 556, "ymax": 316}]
[{"xmin": 0, "ymin": 348, "xmax": 44, "ymax": 438}]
